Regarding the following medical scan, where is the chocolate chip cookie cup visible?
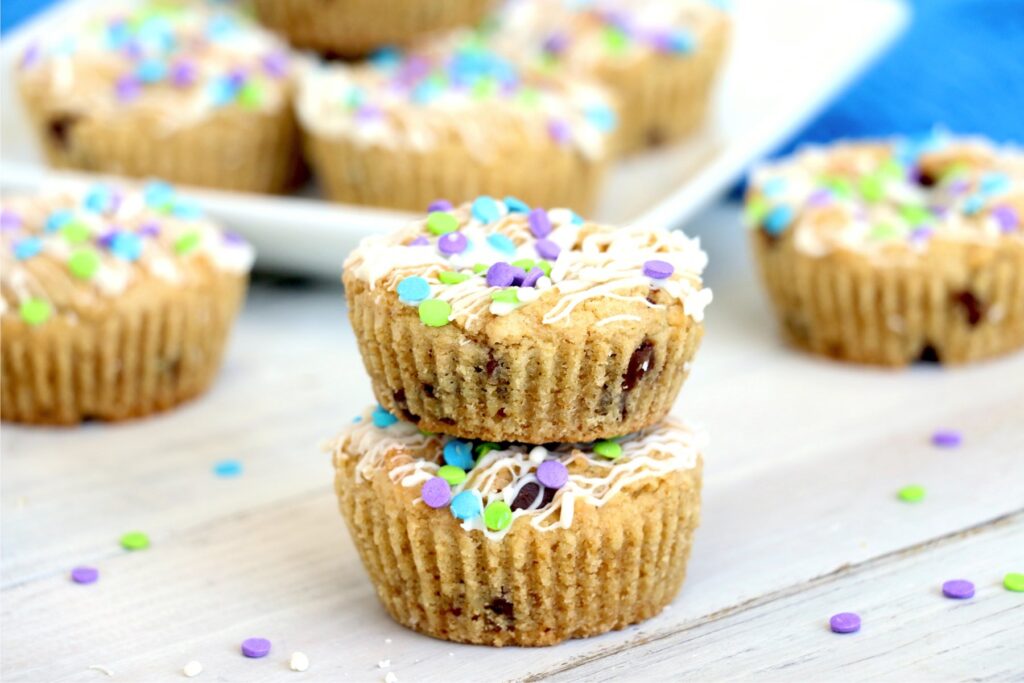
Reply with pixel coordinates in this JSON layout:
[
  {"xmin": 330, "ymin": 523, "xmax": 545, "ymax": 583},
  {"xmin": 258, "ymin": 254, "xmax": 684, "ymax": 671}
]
[
  {"xmin": 16, "ymin": 2, "xmax": 300, "ymax": 194},
  {"xmin": 328, "ymin": 405, "xmax": 705, "ymax": 646},
  {"xmin": 342, "ymin": 196, "xmax": 712, "ymax": 443},
  {"xmin": 1, "ymin": 181, "xmax": 253, "ymax": 424},
  {"xmin": 251, "ymin": 0, "xmax": 495, "ymax": 58},
  {"xmin": 746, "ymin": 133, "xmax": 1024, "ymax": 366}
]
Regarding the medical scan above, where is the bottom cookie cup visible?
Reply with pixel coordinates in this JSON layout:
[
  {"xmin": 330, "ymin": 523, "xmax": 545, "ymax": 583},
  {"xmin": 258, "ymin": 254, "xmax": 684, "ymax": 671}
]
[
  {"xmin": 752, "ymin": 233, "xmax": 1024, "ymax": 366},
  {"xmin": 329, "ymin": 406, "xmax": 704, "ymax": 647}
]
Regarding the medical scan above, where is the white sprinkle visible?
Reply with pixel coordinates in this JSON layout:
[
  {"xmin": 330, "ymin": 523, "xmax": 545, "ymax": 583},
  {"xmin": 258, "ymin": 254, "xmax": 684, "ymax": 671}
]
[
  {"xmin": 183, "ymin": 661, "xmax": 203, "ymax": 678},
  {"xmin": 384, "ymin": 673, "xmax": 398, "ymax": 683},
  {"xmin": 290, "ymin": 652, "xmax": 310, "ymax": 672},
  {"xmin": 384, "ymin": 638, "xmax": 392, "ymax": 644},
  {"xmin": 536, "ymin": 276, "xmax": 552, "ymax": 290},
  {"xmin": 88, "ymin": 665, "xmax": 114, "ymax": 677},
  {"xmin": 448, "ymin": 652, "xmax": 455, "ymax": 657},
  {"xmin": 378, "ymin": 659, "xmax": 391, "ymax": 669},
  {"xmin": 528, "ymin": 446, "xmax": 548, "ymax": 464},
  {"xmin": 516, "ymin": 287, "xmax": 540, "ymax": 303}
]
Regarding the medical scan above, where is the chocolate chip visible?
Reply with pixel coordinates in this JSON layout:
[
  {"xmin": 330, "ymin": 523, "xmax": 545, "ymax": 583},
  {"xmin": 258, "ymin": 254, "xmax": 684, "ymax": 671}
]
[
  {"xmin": 622, "ymin": 340, "xmax": 655, "ymax": 391},
  {"xmin": 439, "ymin": 417, "xmax": 456, "ymax": 426},
  {"xmin": 47, "ymin": 114, "xmax": 80, "ymax": 150},
  {"xmin": 510, "ymin": 482, "xmax": 541, "ymax": 511},
  {"xmin": 916, "ymin": 343, "xmax": 941, "ymax": 364},
  {"xmin": 495, "ymin": 407, "xmax": 506, "ymax": 419},
  {"xmin": 646, "ymin": 127, "xmax": 666, "ymax": 147},
  {"xmin": 486, "ymin": 598, "xmax": 515, "ymax": 618},
  {"xmin": 917, "ymin": 167, "xmax": 939, "ymax": 187},
  {"xmin": 952, "ymin": 290, "xmax": 985, "ymax": 326},
  {"xmin": 393, "ymin": 389, "xmax": 406, "ymax": 405},
  {"xmin": 540, "ymin": 485, "xmax": 557, "ymax": 507},
  {"xmin": 422, "ymin": 383, "xmax": 434, "ymax": 398},
  {"xmin": 646, "ymin": 290, "xmax": 658, "ymax": 305},
  {"xmin": 485, "ymin": 352, "xmax": 498, "ymax": 377}
]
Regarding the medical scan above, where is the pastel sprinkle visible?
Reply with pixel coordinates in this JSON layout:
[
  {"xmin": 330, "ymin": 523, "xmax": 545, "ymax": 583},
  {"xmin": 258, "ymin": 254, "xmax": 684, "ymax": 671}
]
[
  {"xmin": 408, "ymin": 236, "xmax": 430, "ymax": 246},
  {"xmin": 60, "ymin": 220, "xmax": 91, "ymax": 244},
  {"xmin": 183, "ymin": 661, "xmax": 203, "ymax": 678},
  {"xmin": 536, "ymin": 460, "xmax": 568, "ymax": 489},
  {"xmin": 213, "ymin": 459, "xmax": 243, "ymax": 478},
  {"xmin": 484, "ymin": 500, "xmax": 513, "ymax": 531},
  {"xmin": 491, "ymin": 289, "xmax": 518, "ymax": 304},
  {"xmin": 1004, "ymin": 573, "xmax": 1024, "ymax": 592},
  {"xmin": 289, "ymin": 652, "xmax": 310, "ymax": 673},
  {"xmin": 437, "ymin": 465, "xmax": 467, "ymax": 486},
  {"xmin": 427, "ymin": 199, "xmax": 453, "ymax": 212},
  {"xmin": 487, "ymin": 233, "xmax": 517, "ymax": 255},
  {"xmin": 372, "ymin": 406, "xmax": 398, "ymax": 428},
  {"xmin": 120, "ymin": 531, "xmax": 150, "ymax": 551},
  {"xmin": 418, "ymin": 299, "xmax": 452, "ymax": 327},
  {"xmin": 438, "ymin": 231, "xmax": 468, "ymax": 255},
  {"xmin": 174, "ymin": 231, "xmax": 201, "ymax": 254},
  {"xmin": 897, "ymin": 484, "xmax": 926, "ymax": 503},
  {"xmin": 427, "ymin": 211, "xmax": 458, "ymax": 235},
  {"xmin": 475, "ymin": 442, "xmax": 500, "ymax": 457},
  {"xmin": 110, "ymin": 232, "xmax": 143, "ymax": 261},
  {"xmin": 504, "ymin": 196, "xmax": 530, "ymax": 213},
  {"xmin": 521, "ymin": 267, "xmax": 544, "ymax": 288},
  {"xmin": 829, "ymin": 612, "xmax": 861, "ymax": 634},
  {"xmin": 68, "ymin": 248, "xmax": 100, "ymax": 279},
  {"xmin": 547, "ymin": 119, "xmax": 571, "ymax": 144},
  {"xmin": 397, "ymin": 276, "xmax": 430, "ymax": 303},
  {"xmin": 241, "ymin": 638, "xmax": 271, "ymax": 659},
  {"xmin": 942, "ymin": 579, "xmax": 974, "ymax": 599},
  {"xmin": 13, "ymin": 237, "xmax": 43, "ymax": 260},
  {"xmin": 451, "ymin": 490, "xmax": 482, "ymax": 520},
  {"xmin": 71, "ymin": 566, "xmax": 99, "ymax": 584},
  {"xmin": 991, "ymin": 205, "xmax": 1018, "ymax": 232},
  {"xmin": 438, "ymin": 270, "xmax": 470, "ymax": 284},
  {"xmin": 486, "ymin": 262, "xmax": 516, "ymax": 287},
  {"xmin": 528, "ymin": 208, "xmax": 552, "ymax": 237},
  {"xmin": 643, "ymin": 259, "xmax": 674, "ymax": 279},
  {"xmin": 594, "ymin": 440, "xmax": 622, "ymax": 459},
  {"xmin": 421, "ymin": 477, "xmax": 451, "ymax": 509},
  {"xmin": 931, "ymin": 430, "xmax": 962, "ymax": 448},
  {"xmin": 0, "ymin": 209, "xmax": 22, "ymax": 230},
  {"xmin": 535, "ymin": 238, "xmax": 560, "ymax": 260},
  {"xmin": 763, "ymin": 206, "xmax": 793, "ymax": 235},
  {"xmin": 443, "ymin": 440, "xmax": 474, "ymax": 470},
  {"xmin": 472, "ymin": 196, "xmax": 502, "ymax": 223},
  {"xmin": 45, "ymin": 210, "xmax": 72, "ymax": 232},
  {"xmin": 19, "ymin": 298, "xmax": 51, "ymax": 325}
]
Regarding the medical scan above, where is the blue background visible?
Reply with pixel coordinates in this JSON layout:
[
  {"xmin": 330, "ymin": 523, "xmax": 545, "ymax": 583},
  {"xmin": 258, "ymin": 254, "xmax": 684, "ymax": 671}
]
[{"xmin": 3, "ymin": 0, "xmax": 1023, "ymax": 146}]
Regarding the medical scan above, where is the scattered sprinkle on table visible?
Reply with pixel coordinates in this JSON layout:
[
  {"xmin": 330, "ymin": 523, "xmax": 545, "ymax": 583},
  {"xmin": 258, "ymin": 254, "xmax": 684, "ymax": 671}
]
[
  {"xmin": 289, "ymin": 652, "xmax": 309, "ymax": 672},
  {"xmin": 1004, "ymin": 572, "xmax": 1024, "ymax": 592},
  {"xmin": 829, "ymin": 612, "xmax": 861, "ymax": 634},
  {"xmin": 213, "ymin": 459, "xmax": 243, "ymax": 478},
  {"xmin": 931, "ymin": 430, "xmax": 962, "ymax": 448},
  {"xmin": 942, "ymin": 579, "xmax": 975, "ymax": 599},
  {"xmin": 71, "ymin": 566, "xmax": 99, "ymax": 584},
  {"xmin": 183, "ymin": 660, "xmax": 203, "ymax": 678},
  {"xmin": 120, "ymin": 530, "xmax": 150, "ymax": 551},
  {"xmin": 384, "ymin": 672, "xmax": 398, "ymax": 683},
  {"xmin": 378, "ymin": 659, "xmax": 391, "ymax": 669},
  {"xmin": 241, "ymin": 637, "xmax": 271, "ymax": 658},
  {"xmin": 897, "ymin": 485, "xmax": 926, "ymax": 503}
]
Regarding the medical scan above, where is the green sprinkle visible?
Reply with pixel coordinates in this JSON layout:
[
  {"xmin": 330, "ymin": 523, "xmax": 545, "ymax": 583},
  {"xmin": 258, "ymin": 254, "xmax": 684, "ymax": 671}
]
[
  {"xmin": 490, "ymin": 289, "xmax": 518, "ymax": 303},
  {"xmin": 537, "ymin": 260, "xmax": 552, "ymax": 277},
  {"xmin": 61, "ymin": 220, "xmax": 91, "ymax": 244},
  {"xmin": 594, "ymin": 440, "xmax": 622, "ymax": 459},
  {"xmin": 438, "ymin": 465, "xmax": 467, "ymax": 486},
  {"xmin": 743, "ymin": 197, "xmax": 769, "ymax": 227},
  {"xmin": 175, "ymin": 231, "xmax": 201, "ymax": 254},
  {"xmin": 900, "ymin": 204, "xmax": 931, "ymax": 226},
  {"xmin": 511, "ymin": 258, "xmax": 536, "ymax": 271},
  {"xmin": 897, "ymin": 484, "xmax": 926, "ymax": 503},
  {"xmin": 19, "ymin": 298, "xmax": 52, "ymax": 326},
  {"xmin": 471, "ymin": 77, "xmax": 497, "ymax": 100},
  {"xmin": 822, "ymin": 176, "xmax": 854, "ymax": 199},
  {"xmin": 475, "ymin": 442, "xmax": 500, "ymax": 457},
  {"xmin": 484, "ymin": 500, "xmax": 512, "ymax": 531},
  {"xmin": 472, "ymin": 263, "xmax": 489, "ymax": 274},
  {"xmin": 345, "ymin": 88, "xmax": 364, "ymax": 109},
  {"xmin": 418, "ymin": 428, "xmax": 435, "ymax": 437},
  {"xmin": 427, "ymin": 211, "xmax": 458, "ymax": 235},
  {"xmin": 68, "ymin": 248, "xmax": 100, "ymax": 279},
  {"xmin": 859, "ymin": 174, "xmax": 886, "ymax": 202},
  {"xmin": 418, "ymin": 299, "xmax": 451, "ymax": 327},
  {"xmin": 237, "ymin": 80, "xmax": 264, "ymax": 109},
  {"xmin": 870, "ymin": 223, "xmax": 901, "ymax": 240},
  {"xmin": 1004, "ymin": 572, "xmax": 1024, "ymax": 592},
  {"xmin": 603, "ymin": 26, "xmax": 628, "ymax": 53},
  {"xmin": 517, "ymin": 87, "xmax": 541, "ymax": 107},
  {"xmin": 438, "ymin": 270, "xmax": 470, "ymax": 285},
  {"xmin": 878, "ymin": 158, "xmax": 905, "ymax": 180},
  {"xmin": 941, "ymin": 163, "xmax": 969, "ymax": 182},
  {"xmin": 120, "ymin": 531, "xmax": 150, "ymax": 551}
]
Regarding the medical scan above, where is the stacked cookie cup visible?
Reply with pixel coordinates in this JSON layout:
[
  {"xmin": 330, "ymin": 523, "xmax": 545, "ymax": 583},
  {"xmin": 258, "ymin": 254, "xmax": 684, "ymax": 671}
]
[{"xmin": 328, "ymin": 196, "xmax": 713, "ymax": 645}]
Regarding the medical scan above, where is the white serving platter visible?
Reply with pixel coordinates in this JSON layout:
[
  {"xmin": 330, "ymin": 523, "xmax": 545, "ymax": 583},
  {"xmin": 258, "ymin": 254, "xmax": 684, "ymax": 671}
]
[{"xmin": 0, "ymin": 0, "xmax": 908, "ymax": 277}]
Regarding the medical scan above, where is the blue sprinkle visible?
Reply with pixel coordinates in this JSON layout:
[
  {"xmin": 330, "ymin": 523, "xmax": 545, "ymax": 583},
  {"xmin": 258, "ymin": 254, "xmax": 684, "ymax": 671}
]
[
  {"xmin": 570, "ymin": 211, "xmax": 584, "ymax": 225},
  {"xmin": 584, "ymin": 105, "xmax": 617, "ymax": 133},
  {"xmin": 760, "ymin": 177, "xmax": 787, "ymax": 199},
  {"xmin": 208, "ymin": 77, "xmax": 238, "ymax": 106},
  {"xmin": 369, "ymin": 46, "xmax": 401, "ymax": 69},
  {"xmin": 472, "ymin": 196, "xmax": 502, "ymax": 223},
  {"xmin": 83, "ymin": 185, "xmax": 113, "ymax": 213},
  {"xmin": 14, "ymin": 237, "xmax": 43, "ymax": 261},
  {"xmin": 352, "ymin": 415, "xmax": 363, "ymax": 423},
  {"xmin": 666, "ymin": 29, "xmax": 696, "ymax": 54},
  {"xmin": 962, "ymin": 194, "xmax": 984, "ymax": 215},
  {"xmin": 763, "ymin": 205, "xmax": 794, "ymax": 235},
  {"xmin": 411, "ymin": 82, "xmax": 440, "ymax": 104},
  {"xmin": 372, "ymin": 406, "xmax": 398, "ymax": 428},
  {"xmin": 213, "ymin": 459, "xmax": 243, "ymax": 478},
  {"xmin": 45, "ymin": 209, "xmax": 73, "ymax": 233},
  {"xmin": 396, "ymin": 276, "xmax": 430, "ymax": 303},
  {"xmin": 487, "ymin": 233, "xmax": 517, "ymax": 255},
  {"xmin": 110, "ymin": 232, "xmax": 142, "ymax": 262},
  {"xmin": 503, "ymin": 196, "xmax": 530, "ymax": 214},
  {"xmin": 136, "ymin": 59, "xmax": 167, "ymax": 84},
  {"xmin": 172, "ymin": 199, "xmax": 203, "ymax": 219},
  {"xmin": 205, "ymin": 14, "xmax": 237, "ymax": 41},
  {"xmin": 979, "ymin": 173, "xmax": 1010, "ymax": 196},
  {"xmin": 450, "ymin": 490, "xmax": 483, "ymax": 520},
  {"xmin": 443, "ymin": 439, "xmax": 474, "ymax": 470},
  {"xmin": 144, "ymin": 181, "xmax": 175, "ymax": 208}
]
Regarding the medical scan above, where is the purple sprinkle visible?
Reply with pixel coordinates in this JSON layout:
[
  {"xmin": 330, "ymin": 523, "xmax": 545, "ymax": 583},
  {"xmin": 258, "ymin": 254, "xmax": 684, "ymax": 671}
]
[
  {"xmin": 528, "ymin": 208, "xmax": 552, "ymax": 238},
  {"xmin": 408, "ymin": 236, "xmax": 430, "ymax": 246},
  {"xmin": 536, "ymin": 460, "xmax": 568, "ymax": 489},
  {"xmin": 438, "ymin": 231, "xmax": 468, "ymax": 255},
  {"xmin": 223, "ymin": 230, "xmax": 246, "ymax": 245},
  {"xmin": 241, "ymin": 637, "xmax": 271, "ymax": 658},
  {"xmin": 137, "ymin": 221, "xmax": 161, "ymax": 237},
  {"xmin": 547, "ymin": 119, "xmax": 571, "ymax": 145},
  {"xmin": 829, "ymin": 612, "xmax": 861, "ymax": 634},
  {"xmin": 355, "ymin": 104, "xmax": 384, "ymax": 123},
  {"xmin": 910, "ymin": 226, "xmax": 934, "ymax": 242},
  {"xmin": 1, "ymin": 209, "xmax": 22, "ymax": 231},
  {"xmin": 807, "ymin": 189, "xmax": 833, "ymax": 207},
  {"xmin": 427, "ymin": 199, "xmax": 453, "ymax": 212},
  {"xmin": 97, "ymin": 230, "xmax": 119, "ymax": 248},
  {"xmin": 948, "ymin": 179, "xmax": 970, "ymax": 195},
  {"xmin": 115, "ymin": 74, "xmax": 142, "ymax": 102},
  {"xmin": 261, "ymin": 51, "xmax": 289, "ymax": 79},
  {"xmin": 931, "ymin": 430, "xmax": 962, "ymax": 448},
  {"xmin": 521, "ymin": 267, "xmax": 544, "ymax": 288},
  {"xmin": 535, "ymin": 238, "xmax": 560, "ymax": 260},
  {"xmin": 486, "ymin": 262, "xmax": 516, "ymax": 287},
  {"xmin": 643, "ymin": 259, "xmax": 674, "ymax": 279},
  {"xmin": 991, "ymin": 205, "xmax": 1019, "ymax": 232},
  {"xmin": 226, "ymin": 68, "xmax": 248, "ymax": 89},
  {"xmin": 543, "ymin": 31, "xmax": 570, "ymax": 54},
  {"xmin": 71, "ymin": 566, "xmax": 99, "ymax": 584},
  {"xmin": 509, "ymin": 266, "xmax": 528, "ymax": 286},
  {"xmin": 20, "ymin": 42, "xmax": 40, "ymax": 69},
  {"xmin": 942, "ymin": 579, "xmax": 975, "ymax": 600},
  {"xmin": 122, "ymin": 39, "xmax": 144, "ymax": 61},
  {"xmin": 170, "ymin": 60, "xmax": 197, "ymax": 87},
  {"xmin": 421, "ymin": 477, "xmax": 451, "ymax": 509}
]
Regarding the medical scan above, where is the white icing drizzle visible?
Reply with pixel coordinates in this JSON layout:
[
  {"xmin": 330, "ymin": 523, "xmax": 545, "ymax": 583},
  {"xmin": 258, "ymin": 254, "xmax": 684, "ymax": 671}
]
[{"xmin": 329, "ymin": 406, "xmax": 705, "ymax": 541}]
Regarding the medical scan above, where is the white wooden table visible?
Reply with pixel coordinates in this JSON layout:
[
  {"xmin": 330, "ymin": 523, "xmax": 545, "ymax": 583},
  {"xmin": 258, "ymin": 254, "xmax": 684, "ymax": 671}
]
[{"xmin": 3, "ymin": 203, "xmax": 1023, "ymax": 682}]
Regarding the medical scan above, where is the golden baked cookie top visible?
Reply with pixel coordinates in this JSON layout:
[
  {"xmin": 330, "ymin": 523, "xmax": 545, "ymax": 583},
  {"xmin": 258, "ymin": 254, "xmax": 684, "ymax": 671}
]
[
  {"xmin": 489, "ymin": 0, "xmax": 729, "ymax": 70},
  {"xmin": 343, "ymin": 196, "xmax": 712, "ymax": 333},
  {"xmin": 746, "ymin": 133, "xmax": 1024, "ymax": 257},
  {"xmin": 296, "ymin": 36, "xmax": 617, "ymax": 160},
  {"xmin": 17, "ymin": 0, "xmax": 293, "ymax": 123},
  {"xmin": 330, "ymin": 404, "xmax": 704, "ymax": 541},
  {"xmin": 1, "ymin": 181, "xmax": 254, "ymax": 326}
]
